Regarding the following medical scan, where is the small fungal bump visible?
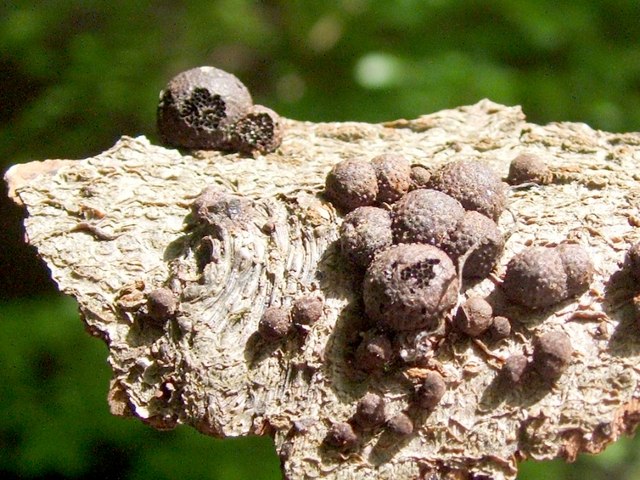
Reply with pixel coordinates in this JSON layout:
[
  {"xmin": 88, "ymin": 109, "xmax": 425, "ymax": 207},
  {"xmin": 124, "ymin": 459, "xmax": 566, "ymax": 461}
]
[
  {"xmin": 371, "ymin": 153, "xmax": 412, "ymax": 204},
  {"xmin": 339, "ymin": 206, "xmax": 393, "ymax": 269},
  {"xmin": 500, "ymin": 354, "xmax": 528, "ymax": 384},
  {"xmin": 415, "ymin": 371, "xmax": 446, "ymax": 409},
  {"xmin": 146, "ymin": 288, "xmax": 178, "ymax": 322},
  {"xmin": 354, "ymin": 333, "xmax": 393, "ymax": 373},
  {"xmin": 507, "ymin": 152, "xmax": 552, "ymax": 186},
  {"xmin": 324, "ymin": 422, "xmax": 359, "ymax": 451},
  {"xmin": 490, "ymin": 316, "xmax": 512, "ymax": 340},
  {"xmin": 325, "ymin": 159, "xmax": 378, "ymax": 212},
  {"xmin": 192, "ymin": 186, "xmax": 250, "ymax": 225},
  {"xmin": 454, "ymin": 296, "xmax": 493, "ymax": 337},
  {"xmin": 352, "ymin": 393, "xmax": 386, "ymax": 431},
  {"xmin": 291, "ymin": 294, "xmax": 324, "ymax": 326},
  {"xmin": 363, "ymin": 243, "xmax": 459, "ymax": 332},
  {"xmin": 409, "ymin": 164, "xmax": 431, "ymax": 190},
  {"xmin": 532, "ymin": 331, "xmax": 573, "ymax": 380},
  {"xmin": 258, "ymin": 306, "xmax": 291, "ymax": 342},
  {"xmin": 386, "ymin": 413, "xmax": 414, "ymax": 437},
  {"xmin": 429, "ymin": 159, "xmax": 507, "ymax": 221}
]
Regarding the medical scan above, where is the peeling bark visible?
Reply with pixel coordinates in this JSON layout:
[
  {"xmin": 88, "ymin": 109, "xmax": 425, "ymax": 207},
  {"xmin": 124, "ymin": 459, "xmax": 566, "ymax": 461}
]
[{"xmin": 6, "ymin": 99, "xmax": 640, "ymax": 479}]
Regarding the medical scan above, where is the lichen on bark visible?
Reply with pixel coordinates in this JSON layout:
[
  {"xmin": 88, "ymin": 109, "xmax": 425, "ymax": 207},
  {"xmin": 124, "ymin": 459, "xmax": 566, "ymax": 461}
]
[{"xmin": 6, "ymin": 99, "xmax": 640, "ymax": 479}]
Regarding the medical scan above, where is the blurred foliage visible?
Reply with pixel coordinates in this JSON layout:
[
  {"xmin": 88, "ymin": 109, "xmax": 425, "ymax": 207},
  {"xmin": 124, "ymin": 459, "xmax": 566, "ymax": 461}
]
[{"xmin": 1, "ymin": 0, "xmax": 640, "ymax": 478}]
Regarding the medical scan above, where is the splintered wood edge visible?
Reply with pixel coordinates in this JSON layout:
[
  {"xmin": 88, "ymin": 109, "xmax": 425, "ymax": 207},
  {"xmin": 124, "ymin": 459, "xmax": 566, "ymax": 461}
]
[{"xmin": 6, "ymin": 99, "xmax": 640, "ymax": 480}]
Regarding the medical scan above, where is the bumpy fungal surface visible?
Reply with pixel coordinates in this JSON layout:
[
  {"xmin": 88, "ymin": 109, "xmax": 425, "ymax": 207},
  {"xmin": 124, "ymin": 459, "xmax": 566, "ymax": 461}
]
[
  {"xmin": 363, "ymin": 243, "xmax": 459, "ymax": 332},
  {"xmin": 371, "ymin": 153, "xmax": 412, "ymax": 204},
  {"xmin": 507, "ymin": 152, "xmax": 552, "ymax": 185},
  {"xmin": 339, "ymin": 206, "xmax": 393, "ymax": 269},
  {"xmin": 443, "ymin": 210, "xmax": 504, "ymax": 278},
  {"xmin": 325, "ymin": 159, "xmax": 378, "ymax": 212},
  {"xmin": 391, "ymin": 189, "xmax": 465, "ymax": 247},
  {"xmin": 503, "ymin": 245, "xmax": 593, "ymax": 309},
  {"xmin": 157, "ymin": 66, "xmax": 253, "ymax": 149},
  {"xmin": 429, "ymin": 159, "xmax": 507, "ymax": 220}
]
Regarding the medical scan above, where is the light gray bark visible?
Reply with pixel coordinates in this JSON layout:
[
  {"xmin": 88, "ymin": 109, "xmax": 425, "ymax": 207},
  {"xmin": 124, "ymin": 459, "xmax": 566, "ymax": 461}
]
[{"xmin": 6, "ymin": 100, "xmax": 640, "ymax": 479}]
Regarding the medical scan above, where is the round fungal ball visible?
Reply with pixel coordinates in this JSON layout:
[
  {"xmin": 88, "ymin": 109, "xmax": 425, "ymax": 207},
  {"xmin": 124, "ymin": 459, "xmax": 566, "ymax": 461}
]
[
  {"xmin": 354, "ymin": 334, "xmax": 393, "ymax": 373},
  {"xmin": 454, "ymin": 296, "xmax": 493, "ymax": 337},
  {"xmin": 507, "ymin": 153, "xmax": 552, "ymax": 185},
  {"xmin": 147, "ymin": 288, "xmax": 178, "ymax": 322},
  {"xmin": 502, "ymin": 247, "xmax": 567, "ymax": 309},
  {"xmin": 339, "ymin": 207, "xmax": 393, "ymax": 269},
  {"xmin": 442, "ymin": 210, "xmax": 504, "ymax": 278},
  {"xmin": 324, "ymin": 422, "xmax": 359, "ymax": 450},
  {"xmin": 409, "ymin": 164, "xmax": 431, "ymax": 190},
  {"xmin": 258, "ymin": 306, "xmax": 291, "ymax": 341},
  {"xmin": 291, "ymin": 294, "xmax": 324, "ymax": 326},
  {"xmin": 429, "ymin": 159, "xmax": 507, "ymax": 221},
  {"xmin": 325, "ymin": 159, "xmax": 378, "ymax": 212},
  {"xmin": 503, "ymin": 245, "xmax": 593, "ymax": 309},
  {"xmin": 371, "ymin": 153, "xmax": 412, "ymax": 204},
  {"xmin": 363, "ymin": 244, "xmax": 459, "ymax": 332},
  {"xmin": 386, "ymin": 413, "xmax": 413, "ymax": 437},
  {"xmin": 416, "ymin": 371, "xmax": 446, "ymax": 409},
  {"xmin": 532, "ymin": 331, "xmax": 573, "ymax": 380},
  {"xmin": 231, "ymin": 105, "xmax": 283, "ymax": 155},
  {"xmin": 391, "ymin": 189, "xmax": 465, "ymax": 247},
  {"xmin": 352, "ymin": 393, "xmax": 386, "ymax": 431},
  {"xmin": 157, "ymin": 66, "xmax": 253, "ymax": 149},
  {"xmin": 556, "ymin": 244, "xmax": 594, "ymax": 297},
  {"xmin": 501, "ymin": 354, "xmax": 528, "ymax": 384},
  {"xmin": 490, "ymin": 316, "xmax": 512, "ymax": 340}
]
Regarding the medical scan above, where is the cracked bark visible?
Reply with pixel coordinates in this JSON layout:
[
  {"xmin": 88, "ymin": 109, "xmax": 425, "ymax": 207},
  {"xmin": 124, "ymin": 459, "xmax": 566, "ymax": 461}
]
[{"xmin": 6, "ymin": 99, "xmax": 640, "ymax": 480}]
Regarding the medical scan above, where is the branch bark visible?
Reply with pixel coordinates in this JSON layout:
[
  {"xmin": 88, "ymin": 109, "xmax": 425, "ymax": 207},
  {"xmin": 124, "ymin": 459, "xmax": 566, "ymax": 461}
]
[{"xmin": 6, "ymin": 99, "xmax": 640, "ymax": 479}]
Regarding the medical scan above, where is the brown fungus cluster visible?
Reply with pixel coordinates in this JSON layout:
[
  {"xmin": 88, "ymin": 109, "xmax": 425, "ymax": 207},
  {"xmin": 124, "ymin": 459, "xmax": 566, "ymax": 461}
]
[
  {"xmin": 157, "ymin": 66, "xmax": 283, "ymax": 154},
  {"xmin": 502, "ymin": 244, "xmax": 594, "ymax": 309}
]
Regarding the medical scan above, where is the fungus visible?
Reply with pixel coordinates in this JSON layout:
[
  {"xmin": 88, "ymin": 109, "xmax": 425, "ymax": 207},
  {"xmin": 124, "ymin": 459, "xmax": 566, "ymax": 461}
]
[
  {"xmin": 231, "ymin": 105, "xmax": 283, "ymax": 155},
  {"xmin": 454, "ymin": 296, "xmax": 493, "ymax": 337},
  {"xmin": 325, "ymin": 159, "xmax": 378, "ymax": 212},
  {"xmin": 442, "ymin": 210, "xmax": 504, "ymax": 278},
  {"xmin": 157, "ymin": 66, "xmax": 253, "ymax": 150},
  {"xmin": 363, "ymin": 244, "xmax": 459, "ymax": 332},
  {"xmin": 352, "ymin": 393, "xmax": 386, "ymax": 431},
  {"xmin": 532, "ymin": 331, "xmax": 573, "ymax": 380},
  {"xmin": 339, "ymin": 206, "xmax": 393, "ymax": 269},
  {"xmin": 507, "ymin": 152, "xmax": 552, "ymax": 186},
  {"xmin": 415, "ymin": 371, "xmax": 446, "ymax": 409},
  {"xmin": 371, "ymin": 153, "xmax": 412, "ymax": 204},
  {"xmin": 258, "ymin": 306, "xmax": 291, "ymax": 342},
  {"xmin": 429, "ymin": 159, "xmax": 507, "ymax": 221},
  {"xmin": 391, "ymin": 189, "xmax": 465, "ymax": 247}
]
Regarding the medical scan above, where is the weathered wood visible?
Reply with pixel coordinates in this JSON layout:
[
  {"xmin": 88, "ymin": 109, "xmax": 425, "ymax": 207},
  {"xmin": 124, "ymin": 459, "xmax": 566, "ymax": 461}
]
[{"xmin": 6, "ymin": 99, "xmax": 640, "ymax": 479}]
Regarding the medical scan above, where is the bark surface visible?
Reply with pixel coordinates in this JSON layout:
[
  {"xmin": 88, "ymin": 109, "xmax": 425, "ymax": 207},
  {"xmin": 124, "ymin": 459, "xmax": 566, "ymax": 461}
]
[{"xmin": 6, "ymin": 100, "xmax": 640, "ymax": 479}]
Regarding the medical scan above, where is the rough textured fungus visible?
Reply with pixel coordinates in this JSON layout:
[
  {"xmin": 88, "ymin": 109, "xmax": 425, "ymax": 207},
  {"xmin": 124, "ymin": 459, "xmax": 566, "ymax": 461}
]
[{"xmin": 6, "ymin": 99, "xmax": 640, "ymax": 480}]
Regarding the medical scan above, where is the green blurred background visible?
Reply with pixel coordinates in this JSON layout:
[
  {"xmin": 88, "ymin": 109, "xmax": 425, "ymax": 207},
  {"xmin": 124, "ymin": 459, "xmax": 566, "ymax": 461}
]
[{"xmin": 1, "ymin": 1, "xmax": 640, "ymax": 479}]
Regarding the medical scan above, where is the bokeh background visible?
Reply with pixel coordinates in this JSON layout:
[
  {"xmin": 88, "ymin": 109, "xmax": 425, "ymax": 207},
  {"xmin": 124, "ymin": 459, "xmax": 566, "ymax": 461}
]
[{"xmin": 2, "ymin": 1, "xmax": 640, "ymax": 479}]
